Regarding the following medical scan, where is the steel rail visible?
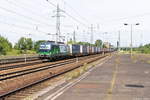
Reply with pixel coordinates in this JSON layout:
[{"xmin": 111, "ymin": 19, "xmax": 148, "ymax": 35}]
[
  {"xmin": 0, "ymin": 56, "xmax": 39, "ymax": 65},
  {"xmin": 0, "ymin": 55, "xmax": 98, "ymax": 81},
  {"xmin": 0, "ymin": 54, "xmax": 108, "ymax": 98}
]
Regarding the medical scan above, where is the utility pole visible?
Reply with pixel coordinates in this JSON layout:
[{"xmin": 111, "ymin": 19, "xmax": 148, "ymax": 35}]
[
  {"xmin": 118, "ymin": 30, "xmax": 121, "ymax": 51},
  {"xmin": 130, "ymin": 24, "xmax": 133, "ymax": 56},
  {"xmin": 90, "ymin": 24, "xmax": 94, "ymax": 44},
  {"xmin": 140, "ymin": 33, "xmax": 143, "ymax": 46},
  {"xmin": 52, "ymin": 4, "xmax": 65, "ymax": 43},
  {"xmin": 73, "ymin": 30, "xmax": 76, "ymax": 43}
]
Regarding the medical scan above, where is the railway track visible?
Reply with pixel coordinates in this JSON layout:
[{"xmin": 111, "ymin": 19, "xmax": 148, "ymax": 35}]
[
  {"xmin": 0, "ymin": 55, "xmax": 92, "ymax": 71},
  {"xmin": 0, "ymin": 60, "xmax": 43, "ymax": 71},
  {"xmin": 0, "ymin": 56, "xmax": 39, "ymax": 65},
  {"xmin": 0, "ymin": 55, "xmax": 98, "ymax": 81},
  {"xmin": 0, "ymin": 59, "xmax": 75, "ymax": 81},
  {"xmin": 0, "ymin": 53, "xmax": 109, "ymax": 99}
]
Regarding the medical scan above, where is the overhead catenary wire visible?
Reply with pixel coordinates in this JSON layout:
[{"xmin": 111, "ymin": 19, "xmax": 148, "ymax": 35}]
[
  {"xmin": 0, "ymin": 13, "xmax": 49, "ymax": 28},
  {"xmin": 46, "ymin": 0, "xmax": 89, "ymax": 28},
  {"xmin": 5, "ymin": 0, "xmax": 51, "ymax": 21},
  {"xmin": 4, "ymin": 0, "xmax": 149, "ymax": 28},
  {"xmin": 0, "ymin": 13, "xmax": 73, "ymax": 30},
  {"xmin": 3, "ymin": 0, "xmax": 77, "ymax": 28},
  {"xmin": 63, "ymin": 0, "xmax": 90, "ymax": 24},
  {"xmin": 0, "ymin": 20, "xmax": 48, "ymax": 34},
  {"xmin": 99, "ymin": 12, "xmax": 150, "ymax": 25},
  {"xmin": 0, "ymin": 0, "xmax": 90, "ymax": 40},
  {"xmin": 0, "ymin": 5, "xmax": 54, "ymax": 27},
  {"xmin": 45, "ymin": 0, "xmax": 57, "ymax": 8},
  {"xmin": 13, "ymin": 0, "xmax": 89, "ymax": 28},
  {"xmin": 64, "ymin": 12, "xmax": 88, "ymax": 27}
]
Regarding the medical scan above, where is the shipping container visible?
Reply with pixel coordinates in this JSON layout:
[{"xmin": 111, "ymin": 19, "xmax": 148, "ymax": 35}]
[
  {"xmin": 80, "ymin": 45, "xmax": 88, "ymax": 55},
  {"xmin": 87, "ymin": 46, "xmax": 90, "ymax": 54},
  {"xmin": 69, "ymin": 44, "xmax": 80, "ymax": 56},
  {"xmin": 59, "ymin": 44, "xmax": 69, "ymax": 56},
  {"xmin": 89, "ymin": 46, "xmax": 92, "ymax": 54},
  {"xmin": 97, "ymin": 47, "xmax": 101, "ymax": 53},
  {"xmin": 92, "ymin": 46, "xmax": 95, "ymax": 54}
]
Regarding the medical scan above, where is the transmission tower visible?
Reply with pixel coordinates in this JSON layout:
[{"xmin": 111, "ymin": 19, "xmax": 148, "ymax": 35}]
[{"xmin": 52, "ymin": 4, "xmax": 65, "ymax": 43}]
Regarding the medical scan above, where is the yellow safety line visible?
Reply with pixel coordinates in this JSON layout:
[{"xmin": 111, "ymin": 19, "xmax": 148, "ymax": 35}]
[{"xmin": 104, "ymin": 56, "xmax": 120, "ymax": 100}]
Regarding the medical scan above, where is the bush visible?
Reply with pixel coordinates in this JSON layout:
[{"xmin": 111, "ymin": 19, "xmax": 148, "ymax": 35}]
[
  {"xmin": 0, "ymin": 36, "xmax": 12, "ymax": 55},
  {"xmin": 14, "ymin": 37, "xmax": 33, "ymax": 53},
  {"xmin": 137, "ymin": 44, "xmax": 150, "ymax": 54}
]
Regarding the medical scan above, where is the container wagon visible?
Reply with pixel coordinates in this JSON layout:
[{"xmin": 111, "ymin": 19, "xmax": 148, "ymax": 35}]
[{"xmin": 69, "ymin": 44, "xmax": 81, "ymax": 57}]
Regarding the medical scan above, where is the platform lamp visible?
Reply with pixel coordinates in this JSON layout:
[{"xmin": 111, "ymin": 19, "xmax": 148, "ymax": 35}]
[{"xmin": 124, "ymin": 23, "xmax": 140, "ymax": 57}]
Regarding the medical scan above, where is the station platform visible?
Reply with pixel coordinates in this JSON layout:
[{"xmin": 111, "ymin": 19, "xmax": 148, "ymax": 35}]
[{"xmin": 37, "ymin": 54, "xmax": 150, "ymax": 100}]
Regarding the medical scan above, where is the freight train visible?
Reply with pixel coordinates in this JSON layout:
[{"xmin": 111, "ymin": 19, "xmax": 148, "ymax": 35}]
[{"xmin": 38, "ymin": 41, "xmax": 113, "ymax": 60}]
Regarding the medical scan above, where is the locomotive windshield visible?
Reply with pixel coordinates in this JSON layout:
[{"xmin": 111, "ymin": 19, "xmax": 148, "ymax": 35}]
[{"xmin": 39, "ymin": 43, "xmax": 51, "ymax": 50}]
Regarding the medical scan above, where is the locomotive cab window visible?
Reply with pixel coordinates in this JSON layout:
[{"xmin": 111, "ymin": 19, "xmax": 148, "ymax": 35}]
[{"xmin": 39, "ymin": 43, "xmax": 51, "ymax": 50}]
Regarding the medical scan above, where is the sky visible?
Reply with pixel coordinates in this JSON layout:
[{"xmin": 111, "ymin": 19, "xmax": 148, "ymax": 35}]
[{"xmin": 0, "ymin": 0, "xmax": 150, "ymax": 47}]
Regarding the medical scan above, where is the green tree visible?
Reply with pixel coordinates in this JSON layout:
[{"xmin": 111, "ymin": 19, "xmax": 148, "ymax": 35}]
[
  {"xmin": 15, "ymin": 37, "xmax": 33, "ymax": 53},
  {"xmin": 0, "ymin": 36, "xmax": 12, "ymax": 55},
  {"xmin": 67, "ymin": 39, "xmax": 75, "ymax": 44},
  {"xmin": 136, "ymin": 43, "xmax": 150, "ymax": 54},
  {"xmin": 26, "ymin": 38, "xmax": 33, "ymax": 50},
  {"xmin": 95, "ymin": 40, "xmax": 103, "ymax": 47},
  {"xmin": 77, "ymin": 42, "xmax": 91, "ymax": 46},
  {"xmin": 15, "ymin": 37, "xmax": 27, "ymax": 50}
]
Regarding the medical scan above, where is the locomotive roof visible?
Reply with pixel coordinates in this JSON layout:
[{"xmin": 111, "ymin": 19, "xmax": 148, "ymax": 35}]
[
  {"xmin": 46, "ymin": 41, "xmax": 64, "ymax": 44},
  {"xmin": 42, "ymin": 41, "xmax": 65, "ymax": 45}
]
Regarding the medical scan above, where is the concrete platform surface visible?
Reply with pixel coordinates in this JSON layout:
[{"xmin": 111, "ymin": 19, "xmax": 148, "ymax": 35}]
[{"xmin": 37, "ymin": 54, "xmax": 150, "ymax": 100}]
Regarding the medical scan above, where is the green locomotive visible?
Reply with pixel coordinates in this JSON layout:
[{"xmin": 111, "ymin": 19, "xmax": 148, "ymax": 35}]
[{"xmin": 38, "ymin": 41, "xmax": 69, "ymax": 59}]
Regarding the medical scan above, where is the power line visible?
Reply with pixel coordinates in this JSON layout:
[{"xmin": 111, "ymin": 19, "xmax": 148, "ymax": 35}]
[
  {"xmin": 0, "ymin": 12, "xmax": 74, "ymax": 30},
  {"xmin": 0, "ymin": 20, "xmax": 48, "ymax": 34},
  {"xmin": 0, "ymin": 13, "xmax": 45, "ymax": 28},
  {"xmin": 63, "ymin": 1, "xmax": 90, "ymax": 24},
  {"xmin": 0, "ymin": 0, "xmax": 89, "ymax": 36},
  {"xmin": 5, "ymin": 0, "xmax": 79, "ymax": 29},
  {"xmin": 64, "ymin": 12, "xmax": 88, "ymax": 27},
  {"xmin": 0, "ymin": 5, "xmax": 54, "ymax": 27},
  {"xmin": 46, "ymin": 0, "xmax": 57, "ymax": 8},
  {"xmin": 5, "ymin": 0, "xmax": 51, "ymax": 21},
  {"xmin": 99, "ymin": 13, "xmax": 150, "ymax": 24},
  {"xmin": 46, "ymin": 0, "xmax": 88, "ymax": 28}
]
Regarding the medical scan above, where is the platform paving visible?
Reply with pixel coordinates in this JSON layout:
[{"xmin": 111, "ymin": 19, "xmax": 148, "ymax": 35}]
[{"xmin": 38, "ymin": 54, "xmax": 150, "ymax": 100}]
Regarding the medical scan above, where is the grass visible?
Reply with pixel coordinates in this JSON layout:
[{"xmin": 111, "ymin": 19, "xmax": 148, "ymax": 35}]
[
  {"xmin": 118, "ymin": 51, "xmax": 150, "ymax": 64},
  {"xmin": 65, "ymin": 64, "xmax": 88, "ymax": 80},
  {"xmin": 129, "ymin": 53, "xmax": 150, "ymax": 64},
  {"xmin": 0, "ymin": 49, "xmax": 37, "ymax": 59},
  {"xmin": 119, "ymin": 50, "xmax": 150, "ymax": 55},
  {"xmin": 6, "ymin": 49, "xmax": 21, "ymax": 56},
  {"xmin": 65, "ymin": 59, "xmax": 102, "ymax": 81}
]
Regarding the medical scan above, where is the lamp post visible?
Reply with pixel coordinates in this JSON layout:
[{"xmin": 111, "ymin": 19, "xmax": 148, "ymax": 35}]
[
  {"xmin": 118, "ymin": 30, "xmax": 121, "ymax": 52},
  {"xmin": 124, "ymin": 23, "xmax": 140, "ymax": 57}
]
